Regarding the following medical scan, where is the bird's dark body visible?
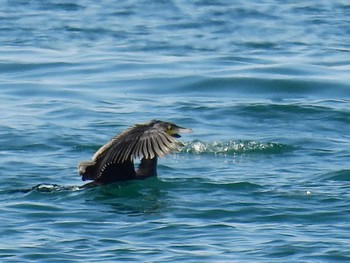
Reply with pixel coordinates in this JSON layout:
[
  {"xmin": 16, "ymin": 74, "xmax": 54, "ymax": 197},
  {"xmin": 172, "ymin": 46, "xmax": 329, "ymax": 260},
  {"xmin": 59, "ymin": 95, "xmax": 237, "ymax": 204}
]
[
  {"xmin": 78, "ymin": 120, "xmax": 191, "ymax": 188},
  {"xmin": 82, "ymin": 160, "xmax": 137, "ymax": 183}
]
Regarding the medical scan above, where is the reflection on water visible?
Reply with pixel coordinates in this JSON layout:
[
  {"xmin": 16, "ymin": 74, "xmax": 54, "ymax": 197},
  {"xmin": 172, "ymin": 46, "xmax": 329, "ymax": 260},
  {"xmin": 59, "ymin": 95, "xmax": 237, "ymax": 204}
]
[{"xmin": 90, "ymin": 179, "xmax": 167, "ymax": 216}]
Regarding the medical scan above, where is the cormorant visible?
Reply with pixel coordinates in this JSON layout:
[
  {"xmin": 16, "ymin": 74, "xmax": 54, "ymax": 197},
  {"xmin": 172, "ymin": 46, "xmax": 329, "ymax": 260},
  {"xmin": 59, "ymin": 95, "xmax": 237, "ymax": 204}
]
[{"xmin": 78, "ymin": 120, "xmax": 192, "ymax": 187}]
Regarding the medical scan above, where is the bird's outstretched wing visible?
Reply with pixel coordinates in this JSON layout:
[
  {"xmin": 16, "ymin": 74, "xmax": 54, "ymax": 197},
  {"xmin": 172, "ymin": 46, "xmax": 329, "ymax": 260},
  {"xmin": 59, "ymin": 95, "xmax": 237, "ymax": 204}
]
[
  {"xmin": 92, "ymin": 122, "xmax": 182, "ymax": 164},
  {"xmin": 78, "ymin": 122, "xmax": 183, "ymax": 182}
]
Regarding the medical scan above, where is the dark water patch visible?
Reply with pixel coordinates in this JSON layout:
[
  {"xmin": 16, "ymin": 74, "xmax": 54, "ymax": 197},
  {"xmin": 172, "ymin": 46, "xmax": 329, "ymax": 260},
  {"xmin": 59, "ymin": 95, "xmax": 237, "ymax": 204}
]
[
  {"xmin": 203, "ymin": 181, "xmax": 263, "ymax": 191},
  {"xmin": 319, "ymin": 169, "xmax": 350, "ymax": 182},
  {"xmin": 234, "ymin": 102, "xmax": 350, "ymax": 125},
  {"xmin": 175, "ymin": 99, "xmax": 350, "ymax": 122},
  {"xmin": 0, "ymin": 61, "xmax": 71, "ymax": 74},
  {"xmin": 173, "ymin": 76, "xmax": 350, "ymax": 98},
  {"xmin": 37, "ymin": 2, "xmax": 83, "ymax": 11},
  {"xmin": 83, "ymin": 179, "xmax": 168, "ymax": 216},
  {"xmin": 7, "ymin": 201, "xmax": 63, "ymax": 213},
  {"xmin": 263, "ymin": 210, "xmax": 350, "ymax": 225},
  {"xmin": 237, "ymin": 102, "xmax": 331, "ymax": 116},
  {"xmin": 1, "ymin": 142, "xmax": 60, "ymax": 152}
]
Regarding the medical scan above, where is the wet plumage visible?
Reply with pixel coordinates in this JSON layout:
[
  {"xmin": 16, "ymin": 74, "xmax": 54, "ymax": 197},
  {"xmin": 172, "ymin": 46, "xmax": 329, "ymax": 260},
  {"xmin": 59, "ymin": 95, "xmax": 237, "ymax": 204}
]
[{"xmin": 78, "ymin": 120, "xmax": 192, "ymax": 187}]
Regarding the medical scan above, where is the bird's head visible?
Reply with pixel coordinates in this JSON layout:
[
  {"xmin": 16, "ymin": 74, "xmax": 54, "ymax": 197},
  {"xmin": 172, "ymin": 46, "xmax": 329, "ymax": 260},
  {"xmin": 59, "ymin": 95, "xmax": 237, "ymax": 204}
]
[{"xmin": 152, "ymin": 120, "xmax": 192, "ymax": 138}]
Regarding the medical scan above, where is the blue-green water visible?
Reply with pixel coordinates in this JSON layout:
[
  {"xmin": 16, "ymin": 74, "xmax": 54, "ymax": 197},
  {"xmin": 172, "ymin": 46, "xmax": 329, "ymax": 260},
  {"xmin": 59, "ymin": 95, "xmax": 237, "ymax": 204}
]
[{"xmin": 1, "ymin": 1, "xmax": 350, "ymax": 262}]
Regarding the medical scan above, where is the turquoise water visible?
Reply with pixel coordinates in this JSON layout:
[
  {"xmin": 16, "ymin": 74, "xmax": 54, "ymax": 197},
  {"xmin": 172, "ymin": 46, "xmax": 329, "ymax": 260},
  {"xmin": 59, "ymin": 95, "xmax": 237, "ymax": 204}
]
[{"xmin": 1, "ymin": 1, "xmax": 350, "ymax": 262}]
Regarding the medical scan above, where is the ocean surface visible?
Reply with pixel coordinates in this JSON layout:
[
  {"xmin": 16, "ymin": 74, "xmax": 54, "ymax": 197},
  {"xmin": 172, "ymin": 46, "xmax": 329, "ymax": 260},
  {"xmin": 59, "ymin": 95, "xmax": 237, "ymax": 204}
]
[{"xmin": 1, "ymin": 1, "xmax": 350, "ymax": 262}]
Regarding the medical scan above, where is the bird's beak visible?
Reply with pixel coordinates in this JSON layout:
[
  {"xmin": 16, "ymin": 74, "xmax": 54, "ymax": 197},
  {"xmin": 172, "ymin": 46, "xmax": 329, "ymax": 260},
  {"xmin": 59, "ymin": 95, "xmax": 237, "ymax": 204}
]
[
  {"xmin": 169, "ymin": 125, "xmax": 192, "ymax": 138},
  {"xmin": 176, "ymin": 126, "xmax": 193, "ymax": 134}
]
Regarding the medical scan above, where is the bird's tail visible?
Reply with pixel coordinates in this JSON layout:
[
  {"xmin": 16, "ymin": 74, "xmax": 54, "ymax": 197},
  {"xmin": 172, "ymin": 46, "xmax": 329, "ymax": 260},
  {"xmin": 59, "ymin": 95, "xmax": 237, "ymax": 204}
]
[{"xmin": 78, "ymin": 161, "xmax": 97, "ymax": 181}]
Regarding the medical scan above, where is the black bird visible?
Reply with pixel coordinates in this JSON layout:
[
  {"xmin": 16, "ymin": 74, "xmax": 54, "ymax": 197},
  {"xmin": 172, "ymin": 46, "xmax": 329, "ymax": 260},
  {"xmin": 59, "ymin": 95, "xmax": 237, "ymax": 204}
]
[{"xmin": 78, "ymin": 120, "xmax": 192, "ymax": 187}]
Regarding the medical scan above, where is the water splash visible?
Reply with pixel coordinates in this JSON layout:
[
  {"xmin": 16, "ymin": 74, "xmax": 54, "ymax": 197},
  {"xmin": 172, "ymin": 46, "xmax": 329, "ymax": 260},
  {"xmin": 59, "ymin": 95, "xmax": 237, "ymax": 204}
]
[
  {"xmin": 181, "ymin": 140, "xmax": 294, "ymax": 155},
  {"xmin": 30, "ymin": 184, "xmax": 81, "ymax": 192}
]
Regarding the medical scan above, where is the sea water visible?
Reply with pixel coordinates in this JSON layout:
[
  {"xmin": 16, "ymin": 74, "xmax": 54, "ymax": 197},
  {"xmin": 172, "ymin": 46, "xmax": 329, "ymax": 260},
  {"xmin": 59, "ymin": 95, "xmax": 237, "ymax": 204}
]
[{"xmin": 1, "ymin": 1, "xmax": 350, "ymax": 262}]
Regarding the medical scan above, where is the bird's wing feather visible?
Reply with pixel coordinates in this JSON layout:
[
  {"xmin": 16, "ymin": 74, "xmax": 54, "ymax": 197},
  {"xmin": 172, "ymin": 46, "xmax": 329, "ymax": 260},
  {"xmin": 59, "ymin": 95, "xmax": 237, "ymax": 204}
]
[{"xmin": 92, "ymin": 123, "xmax": 181, "ymax": 164}]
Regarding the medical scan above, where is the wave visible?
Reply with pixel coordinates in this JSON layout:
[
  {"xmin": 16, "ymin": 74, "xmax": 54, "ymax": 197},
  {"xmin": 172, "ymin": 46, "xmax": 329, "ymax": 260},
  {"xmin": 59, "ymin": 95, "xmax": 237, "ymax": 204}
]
[
  {"xmin": 319, "ymin": 169, "xmax": 350, "ymax": 182},
  {"xmin": 181, "ymin": 140, "xmax": 295, "ymax": 155}
]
